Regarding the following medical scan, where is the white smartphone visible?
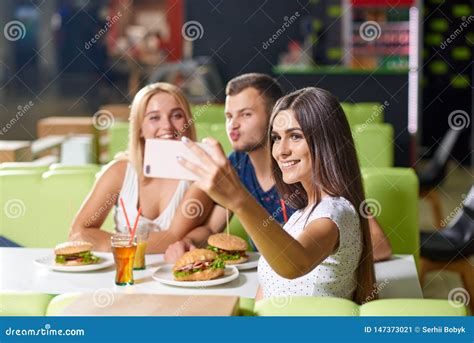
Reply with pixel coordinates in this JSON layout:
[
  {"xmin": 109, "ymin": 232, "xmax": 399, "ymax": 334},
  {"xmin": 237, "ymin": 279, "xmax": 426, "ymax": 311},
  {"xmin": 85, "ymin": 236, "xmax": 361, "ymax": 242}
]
[{"xmin": 143, "ymin": 139, "xmax": 212, "ymax": 181}]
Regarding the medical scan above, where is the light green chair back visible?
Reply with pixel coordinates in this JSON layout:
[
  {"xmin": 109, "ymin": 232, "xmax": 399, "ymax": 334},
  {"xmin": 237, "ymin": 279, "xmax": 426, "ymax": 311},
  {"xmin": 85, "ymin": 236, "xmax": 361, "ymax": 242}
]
[
  {"xmin": 45, "ymin": 293, "xmax": 81, "ymax": 316},
  {"xmin": 227, "ymin": 215, "xmax": 253, "ymax": 251},
  {"xmin": 359, "ymin": 299, "xmax": 468, "ymax": 316},
  {"xmin": 37, "ymin": 170, "xmax": 97, "ymax": 247},
  {"xmin": 0, "ymin": 163, "xmax": 49, "ymax": 173},
  {"xmin": 0, "ymin": 171, "xmax": 43, "ymax": 246},
  {"xmin": 0, "ymin": 292, "xmax": 55, "ymax": 316},
  {"xmin": 254, "ymin": 297, "xmax": 359, "ymax": 316},
  {"xmin": 192, "ymin": 104, "xmax": 224, "ymax": 124},
  {"xmin": 353, "ymin": 123, "xmax": 394, "ymax": 168},
  {"xmin": 362, "ymin": 167, "xmax": 419, "ymax": 266},
  {"xmin": 345, "ymin": 102, "xmax": 384, "ymax": 127},
  {"xmin": 254, "ymin": 297, "xmax": 467, "ymax": 316},
  {"xmin": 49, "ymin": 163, "xmax": 101, "ymax": 173},
  {"xmin": 340, "ymin": 102, "xmax": 352, "ymax": 116},
  {"xmin": 108, "ymin": 122, "xmax": 129, "ymax": 161}
]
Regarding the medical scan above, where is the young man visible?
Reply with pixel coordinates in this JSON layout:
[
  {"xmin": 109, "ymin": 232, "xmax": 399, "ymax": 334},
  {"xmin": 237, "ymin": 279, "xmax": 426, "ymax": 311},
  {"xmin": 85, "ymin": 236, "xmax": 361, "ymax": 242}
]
[{"xmin": 165, "ymin": 73, "xmax": 391, "ymax": 262}]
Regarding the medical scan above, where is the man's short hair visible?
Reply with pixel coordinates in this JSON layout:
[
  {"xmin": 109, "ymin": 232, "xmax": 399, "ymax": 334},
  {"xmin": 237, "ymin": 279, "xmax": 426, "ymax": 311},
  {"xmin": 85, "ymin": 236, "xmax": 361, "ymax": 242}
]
[{"xmin": 226, "ymin": 73, "xmax": 284, "ymax": 114}]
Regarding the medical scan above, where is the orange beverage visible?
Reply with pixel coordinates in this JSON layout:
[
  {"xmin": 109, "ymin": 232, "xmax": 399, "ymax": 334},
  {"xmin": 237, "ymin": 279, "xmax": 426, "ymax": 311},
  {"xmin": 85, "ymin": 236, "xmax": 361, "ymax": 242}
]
[
  {"xmin": 132, "ymin": 225, "xmax": 150, "ymax": 270},
  {"xmin": 133, "ymin": 241, "xmax": 148, "ymax": 270},
  {"xmin": 111, "ymin": 234, "xmax": 137, "ymax": 285}
]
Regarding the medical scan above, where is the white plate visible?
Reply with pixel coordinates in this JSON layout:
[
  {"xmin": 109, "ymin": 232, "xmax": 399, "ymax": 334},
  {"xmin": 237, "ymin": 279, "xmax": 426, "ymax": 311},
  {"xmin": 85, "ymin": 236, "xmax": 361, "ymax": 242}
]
[
  {"xmin": 34, "ymin": 252, "xmax": 114, "ymax": 272},
  {"xmin": 230, "ymin": 252, "xmax": 260, "ymax": 270},
  {"xmin": 152, "ymin": 265, "xmax": 239, "ymax": 288}
]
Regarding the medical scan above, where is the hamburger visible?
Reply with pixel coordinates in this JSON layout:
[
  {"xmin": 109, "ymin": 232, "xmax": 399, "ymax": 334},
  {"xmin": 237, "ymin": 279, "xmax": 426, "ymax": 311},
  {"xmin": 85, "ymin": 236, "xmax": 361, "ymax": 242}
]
[
  {"xmin": 173, "ymin": 249, "xmax": 225, "ymax": 281},
  {"xmin": 54, "ymin": 241, "xmax": 100, "ymax": 266},
  {"xmin": 207, "ymin": 233, "xmax": 248, "ymax": 265}
]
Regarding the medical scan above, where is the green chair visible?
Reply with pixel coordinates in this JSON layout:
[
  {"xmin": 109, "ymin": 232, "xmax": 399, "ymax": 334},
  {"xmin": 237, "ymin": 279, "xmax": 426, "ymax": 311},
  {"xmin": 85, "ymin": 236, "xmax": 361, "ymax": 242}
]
[
  {"xmin": 107, "ymin": 122, "xmax": 129, "ymax": 161},
  {"xmin": 37, "ymin": 170, "xmax": 97, "ymax": 247},
  {"xmin": 359, "ymin": 298, "xmax": 468, "ymax": 316},
  {"xmin": 340, "ymin": 102, "xmax": 353, "ymax": 117},
  {"xmin": 0, "ymin": 292, "xmax": 55, "ymax": 316},
  {"xmin": 254, "ymin": 297, "xmax": 359, "ymax": 316},
  {"xmin": 361, "ymin": 167, "xmax": 419, "ymax": 266},
  {"xmin": 49, "ymin": 163, "xmax": 101, "ymax": 173},
  {"xmin": 228, "ymin": 215, "xmax": 253, "ymax": 250},
  {"xmin": 45, "ymin": 293, "xmax": 81, "ymax": 316},
  {"xmin": 0, "ymin": 170, "xmax": 43, "ymax": 246},
  {"xmin": 346, "ymin": 102, "xmax": 384, "ymax": 127},
  {"xmin": 353, "ymin": 123, "xmax": 394, "ymax": 168},
  {"xmin": 0, "ymin": 163, "xmax": 49, "ymax": 173},
  {"xmin": 254, "ymin": 297, "xmax": 467, "ymax": 316},
  {"xmin": 239, "ymin": 297, "xmax": 256, "ymax": 316},
  {"xmin": 192, "ymin": 104, "xmax": 224, "ymax": 124}
]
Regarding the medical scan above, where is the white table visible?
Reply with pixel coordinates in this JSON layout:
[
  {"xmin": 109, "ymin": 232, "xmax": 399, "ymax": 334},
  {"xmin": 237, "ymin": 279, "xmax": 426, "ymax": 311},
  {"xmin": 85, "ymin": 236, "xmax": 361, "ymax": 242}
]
[{"xmin": 0, "ymin": 248, "xmax": 422, "ymax": 299}]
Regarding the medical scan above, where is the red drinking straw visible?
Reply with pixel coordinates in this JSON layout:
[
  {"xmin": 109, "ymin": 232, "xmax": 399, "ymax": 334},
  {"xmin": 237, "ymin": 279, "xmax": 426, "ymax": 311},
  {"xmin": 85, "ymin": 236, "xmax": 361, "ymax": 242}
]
[
  {"xmin": 280, "ymin": 199, "xmax": 288, "ymax": 223},
  {"xmin": 129, "ymin": 207, "xmax": 142, "ymax": 245},
  {"xmin": 119, "ymin": 197, "xmax": 132, "ymax": 234}
]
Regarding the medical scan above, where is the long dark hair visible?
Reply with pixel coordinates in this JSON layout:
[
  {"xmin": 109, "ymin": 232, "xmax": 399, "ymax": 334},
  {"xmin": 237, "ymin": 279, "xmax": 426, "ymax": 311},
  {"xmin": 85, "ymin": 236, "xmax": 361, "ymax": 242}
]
[{"xmin": 268, "ymin": 87, "xmax": 376, "ymax": 304}]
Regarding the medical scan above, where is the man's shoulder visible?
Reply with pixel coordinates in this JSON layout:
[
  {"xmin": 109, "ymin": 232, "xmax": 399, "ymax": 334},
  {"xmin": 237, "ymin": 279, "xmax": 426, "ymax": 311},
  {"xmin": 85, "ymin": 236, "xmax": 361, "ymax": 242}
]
[{"xmin": 228, "ymin": 150, "xmax": 250, "ymax": 168}]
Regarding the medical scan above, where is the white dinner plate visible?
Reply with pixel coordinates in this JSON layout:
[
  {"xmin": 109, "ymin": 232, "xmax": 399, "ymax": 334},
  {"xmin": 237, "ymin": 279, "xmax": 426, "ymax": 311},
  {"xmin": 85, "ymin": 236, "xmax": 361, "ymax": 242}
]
[
  {"xmin": 34, "ymin": 252, "xmax": 114, "ymax": 272},
  {"xmin": 229, "ymin": 252, "xmax": 260, "ymax": 270},
  {"xmin": 152, "ymin": 265, "xmax": 239, "ymax": 288}
]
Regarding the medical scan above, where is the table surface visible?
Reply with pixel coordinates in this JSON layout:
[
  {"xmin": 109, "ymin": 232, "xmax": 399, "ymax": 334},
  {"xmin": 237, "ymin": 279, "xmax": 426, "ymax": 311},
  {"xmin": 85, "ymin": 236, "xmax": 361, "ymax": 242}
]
[{"xmin": 0, "ymin": 248, "xmax": 422, "ymax": 299}]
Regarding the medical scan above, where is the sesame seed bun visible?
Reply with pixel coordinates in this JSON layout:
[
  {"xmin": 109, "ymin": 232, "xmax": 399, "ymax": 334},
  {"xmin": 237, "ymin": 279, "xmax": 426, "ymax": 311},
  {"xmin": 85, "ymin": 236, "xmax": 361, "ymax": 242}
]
[
  {"xmin": 173, "ymin": 267, "xmax": 224, "ymax": 281},
  {"xmin": 173, "ymin": 249, "xmax": 218, "ymax": 271},
  {"xmin": 208, "ymin": 233, "xmax": 248, "ymax": 251},
  {"xmin": 54, "ymin": 241, "xmax": 93, "ymax": 255}
]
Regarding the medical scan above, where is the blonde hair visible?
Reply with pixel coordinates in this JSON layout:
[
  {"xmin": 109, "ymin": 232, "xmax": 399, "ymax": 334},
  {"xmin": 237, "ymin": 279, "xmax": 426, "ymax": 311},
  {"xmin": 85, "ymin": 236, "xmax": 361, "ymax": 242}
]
[{"xmin": 120, "ymin": 82, "xmax": 196, "ymax": 180}]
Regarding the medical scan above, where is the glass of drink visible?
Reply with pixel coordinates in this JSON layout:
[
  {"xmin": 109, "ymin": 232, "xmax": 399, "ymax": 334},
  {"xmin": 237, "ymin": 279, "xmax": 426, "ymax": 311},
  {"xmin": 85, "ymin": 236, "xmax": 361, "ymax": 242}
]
[
  {"xmin": 133, "ymin": 224, "xmax": 150, "ymax": 270},
  {"xmin": 111, "ymin": 233, "xmax": 137, "ymax": 286}
]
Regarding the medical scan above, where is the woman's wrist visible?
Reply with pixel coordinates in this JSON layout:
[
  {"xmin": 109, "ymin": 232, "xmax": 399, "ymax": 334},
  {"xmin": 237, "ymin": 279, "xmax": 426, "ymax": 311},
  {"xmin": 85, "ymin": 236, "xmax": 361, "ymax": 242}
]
[{"xmin": 231, "ymin": 188, "xmax": 254, "ymax": 218}]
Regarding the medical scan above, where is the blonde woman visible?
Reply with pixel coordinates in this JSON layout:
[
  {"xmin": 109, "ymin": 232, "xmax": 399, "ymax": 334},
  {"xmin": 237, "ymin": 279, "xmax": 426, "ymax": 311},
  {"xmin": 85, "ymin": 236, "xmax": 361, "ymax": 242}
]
[{"xmin": 69, "ymin": 83, "xmax": 214, "ymax": 252}]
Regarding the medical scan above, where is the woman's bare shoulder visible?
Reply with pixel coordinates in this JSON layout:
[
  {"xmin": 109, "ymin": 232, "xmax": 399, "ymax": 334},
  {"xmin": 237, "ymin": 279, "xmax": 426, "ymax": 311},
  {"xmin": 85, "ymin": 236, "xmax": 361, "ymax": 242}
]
[{"xmin": 95, "ymin": 159, "xmax": 129, "ymax": 188}]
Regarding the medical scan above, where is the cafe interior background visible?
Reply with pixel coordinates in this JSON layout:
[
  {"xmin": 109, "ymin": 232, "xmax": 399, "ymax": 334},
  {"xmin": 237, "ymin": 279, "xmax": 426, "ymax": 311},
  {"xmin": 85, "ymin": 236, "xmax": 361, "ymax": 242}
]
[{"xmin": 0, "ymin": 0, "xmax": 472, "ymax": 316}]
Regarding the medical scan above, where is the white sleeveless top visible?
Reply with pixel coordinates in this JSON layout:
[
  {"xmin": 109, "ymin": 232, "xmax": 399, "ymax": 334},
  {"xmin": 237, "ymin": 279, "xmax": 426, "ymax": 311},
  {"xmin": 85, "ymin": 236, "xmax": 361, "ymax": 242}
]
[
  {"xmin": 114, "ymin": 163, "xmax": 190, "ymax": 233},
  {"xmin": 258, "ymin": 196, "xmax": 362, "ymax": 299}
]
